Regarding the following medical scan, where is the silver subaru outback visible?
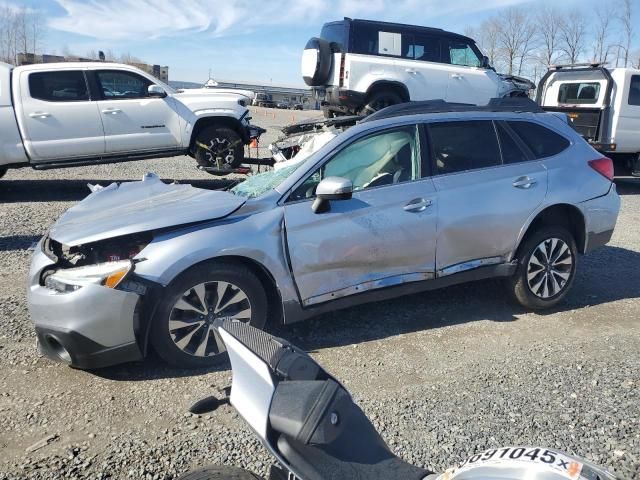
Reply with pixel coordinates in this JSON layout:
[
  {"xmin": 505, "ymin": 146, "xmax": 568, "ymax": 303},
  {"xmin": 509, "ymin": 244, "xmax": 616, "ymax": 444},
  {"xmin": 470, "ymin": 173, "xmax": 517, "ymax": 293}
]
[{"xmin": 27, "ymin": 99, "xmax": 620, "ymax": 369}]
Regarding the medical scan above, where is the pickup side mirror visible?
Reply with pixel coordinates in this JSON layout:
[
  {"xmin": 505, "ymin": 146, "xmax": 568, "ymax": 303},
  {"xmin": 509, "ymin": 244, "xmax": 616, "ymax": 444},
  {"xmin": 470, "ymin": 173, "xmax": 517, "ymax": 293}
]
[
  {"xmin": 311, "ymin": 177, "xmax": 353, "ymax": 214},
  {"xmin": 481, "ymin": 55, "xmax": 491, "ymax": 69},
  {"xmin": 147, "ymin": 85, "xmax": 167, "ymax": 98}
]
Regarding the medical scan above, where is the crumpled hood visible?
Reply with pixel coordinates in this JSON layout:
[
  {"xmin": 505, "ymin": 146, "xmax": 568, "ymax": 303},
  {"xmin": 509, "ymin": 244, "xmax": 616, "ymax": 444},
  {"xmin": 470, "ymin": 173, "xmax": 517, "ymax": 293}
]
[{"xmin": 49, "ymin": 173, "xmax": 245, "ymax": 247}]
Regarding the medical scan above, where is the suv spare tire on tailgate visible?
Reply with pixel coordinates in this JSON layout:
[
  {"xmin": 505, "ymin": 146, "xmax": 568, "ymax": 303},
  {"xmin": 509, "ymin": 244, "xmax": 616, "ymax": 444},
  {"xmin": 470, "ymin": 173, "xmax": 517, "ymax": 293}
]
[{"xmin": 302, "ymin": 37, "xmax": 332, "ymax": 86}]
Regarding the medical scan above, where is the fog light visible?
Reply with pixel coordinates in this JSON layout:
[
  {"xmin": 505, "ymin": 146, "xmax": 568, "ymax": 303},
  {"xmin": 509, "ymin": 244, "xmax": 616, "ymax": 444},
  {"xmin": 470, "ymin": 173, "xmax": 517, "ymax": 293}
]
[{"xmin": 46, "ymin": 335, "xmax": 71, "ymax": 364}]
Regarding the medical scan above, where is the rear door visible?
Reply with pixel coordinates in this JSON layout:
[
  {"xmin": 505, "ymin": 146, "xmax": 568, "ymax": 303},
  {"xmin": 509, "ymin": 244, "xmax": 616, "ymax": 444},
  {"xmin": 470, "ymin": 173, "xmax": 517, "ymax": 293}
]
[
  {"xmin": 427, "ymin": 118, "xmax": 547, "ymax": 273},
  {"xmin": 17, "ymin": 68, "xmax": 105, "ymax": 161},
  {"xmin": 93, "ymin": 69, "xmax": 182, "ymax": 154},
  {"xmin": 396, "ymin": 33, "xmax": 448, "ymax": 101},
  {"xmin": 440, "ymin": 39, "xmax": 497, "ymax": 104},
  {"xmin": 283, "ymin": 125, "xmax": 438, "ymax": 306}
]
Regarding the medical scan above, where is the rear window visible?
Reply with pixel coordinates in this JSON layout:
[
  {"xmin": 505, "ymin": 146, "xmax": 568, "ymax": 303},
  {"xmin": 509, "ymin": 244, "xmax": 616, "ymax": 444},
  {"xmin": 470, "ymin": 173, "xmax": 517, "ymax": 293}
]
[
  {"xmin": 557, "ymin": 82, "xmax": 600, "ymax": 104},
  {"xmin": 429, "ymin": 121, "xmax": 501, "ymax": 174},
  {"xmin": 496, "ymin": 122, "xmax": 529, "ymax": 164},
  {"xmin": 508, "ymin": 121, "xmax": 570, "ymax": 158},
  {"xmin": 629, "ymin": 75, "xmax": 640, "ymax": 106},
  {"xmin": 320, "ymin": 22, "xmax": 347, "ymax": 51},
  {"xmin": 29, "ymin": 71, "xmax": 88, "ymax": 102}
]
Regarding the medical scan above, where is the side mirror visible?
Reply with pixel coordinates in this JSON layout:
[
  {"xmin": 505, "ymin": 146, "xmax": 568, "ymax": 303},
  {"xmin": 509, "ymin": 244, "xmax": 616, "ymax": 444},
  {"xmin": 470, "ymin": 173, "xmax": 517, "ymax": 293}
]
[
  {"xmin": 147, "ymin": 85, "xmax": 167, "ymax": 98},
  {"xmin": 312, "ymin": 176, "xmax": 352, "ymax": 214},
  {"xmin": 481, "ymin": 55, "xmax": 491, "ymax": 69}
]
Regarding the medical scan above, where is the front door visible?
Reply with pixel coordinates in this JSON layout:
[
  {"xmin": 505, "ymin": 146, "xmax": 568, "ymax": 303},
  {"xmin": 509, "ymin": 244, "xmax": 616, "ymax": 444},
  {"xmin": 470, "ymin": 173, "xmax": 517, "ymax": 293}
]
[
  {"xmin": 440, "ymin": 39, "xmax": 497, "ymax": 105},
  {"xmin": 283, "ymin": 125, "xmax": 438, "ymax": 306},
  {"xmin": 426, "ymin": 119, "xmax": 547, "ymax": 273},
  {"xmin": 397, "ymin": 33, "xmax": 449, "ymax": 101},
  {"xmin": 17, "ymin": 69, "xmax": 105, "ymax": 161},
  {"xmin": 93, "ymin": 69, "xmax": 182, "ymax": 154}
]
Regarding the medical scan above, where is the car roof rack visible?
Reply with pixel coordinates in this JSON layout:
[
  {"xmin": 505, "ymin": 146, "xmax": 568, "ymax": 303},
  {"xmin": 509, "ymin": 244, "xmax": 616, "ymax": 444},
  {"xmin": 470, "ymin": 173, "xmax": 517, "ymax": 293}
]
[
  {"xmin": 548, "ymin": 62, "xmax": 607, "ymax": 70},
  {"xmin": 361, "ymin": 97, "xmax": 543, "ymax": 123}
]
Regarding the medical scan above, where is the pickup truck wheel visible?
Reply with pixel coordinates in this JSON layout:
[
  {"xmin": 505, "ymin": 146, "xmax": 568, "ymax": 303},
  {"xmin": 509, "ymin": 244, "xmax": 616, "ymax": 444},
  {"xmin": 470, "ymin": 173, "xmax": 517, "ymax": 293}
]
[
  {"xmin": 360, "ymin": 90, "xmax": 403, "ymax": 116},
  {"xmin": 150, "ymin": 262, "xmax": 268, "ymax": 369},
  {"xmin": 177, "ymin": 466, "xmax": 263, "ymax": 480},
  {"xmin": 0, "ymin": 167, "xmax": 6, "ymax": 179},
  {"xmin": 195, "ymin": 126, "xmax": 244, "ymax": 173},
  {"xmin": 504, "ymin": 226, "xmax": 577, "ymax": 310}
]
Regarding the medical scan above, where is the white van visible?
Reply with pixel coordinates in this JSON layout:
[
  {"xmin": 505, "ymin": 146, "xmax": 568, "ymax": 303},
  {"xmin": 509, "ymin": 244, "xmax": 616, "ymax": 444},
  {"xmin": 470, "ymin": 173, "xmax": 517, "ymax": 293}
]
[{"xmin": 537, "ymin": 64, "xmax": 640, "ymax": 176}]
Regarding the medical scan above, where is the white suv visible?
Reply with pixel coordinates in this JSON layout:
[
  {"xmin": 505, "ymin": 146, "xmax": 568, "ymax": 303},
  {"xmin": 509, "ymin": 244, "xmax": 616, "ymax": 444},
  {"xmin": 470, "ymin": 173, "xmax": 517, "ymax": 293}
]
[{"xmin": 302, "ymin": 18, "xmax": 534, "ymax": 117}]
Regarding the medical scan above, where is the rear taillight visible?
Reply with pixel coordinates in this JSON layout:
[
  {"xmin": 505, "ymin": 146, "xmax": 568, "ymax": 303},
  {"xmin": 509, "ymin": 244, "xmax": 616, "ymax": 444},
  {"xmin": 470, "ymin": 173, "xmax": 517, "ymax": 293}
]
[
  {"xmin": 339, "ymin": 53, "xmax": 345, "ymax": 88},
  {"xmin": 588, "ymin": 157, "xmax": 614, "ymax": 181}
]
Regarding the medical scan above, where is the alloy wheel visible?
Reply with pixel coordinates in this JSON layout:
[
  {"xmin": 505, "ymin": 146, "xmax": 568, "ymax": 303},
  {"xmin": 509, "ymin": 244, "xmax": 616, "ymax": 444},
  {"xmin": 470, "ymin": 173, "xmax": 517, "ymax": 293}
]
[
  {"xmin": 526, "ymin": 238, "xmax": 574, "ymax": 299},
  {"xmin": 204, "ymin": 137, "xmax": 236, "ymax": 167},
  {"xmin": 168, "ymin": 281, "xmax": 252, "ymax": 357}
]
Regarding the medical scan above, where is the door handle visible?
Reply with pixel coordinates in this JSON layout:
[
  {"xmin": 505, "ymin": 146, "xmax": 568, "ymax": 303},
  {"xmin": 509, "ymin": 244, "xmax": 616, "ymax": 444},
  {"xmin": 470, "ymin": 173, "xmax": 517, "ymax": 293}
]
[
  {"xmin": 403, "ymin": 198, "xmax": 432, "ymax": 212},
  {"xmin": 29, "ymin": 112, "xmax": 50, "ymax": 118},
  {"xmin": 102, "ymin": 108, "xmax": 122, "ymax": 114},
  {"xmin": 405, "ymin": 69, "xmax": 418, "ymax": 74},
  {"xmin": 451, "ymin": 73, "xmax": 463, "ymax": 79},
  {"xmin": 512, "ymin": 176, "xmax": 537, "ymax": 189}
]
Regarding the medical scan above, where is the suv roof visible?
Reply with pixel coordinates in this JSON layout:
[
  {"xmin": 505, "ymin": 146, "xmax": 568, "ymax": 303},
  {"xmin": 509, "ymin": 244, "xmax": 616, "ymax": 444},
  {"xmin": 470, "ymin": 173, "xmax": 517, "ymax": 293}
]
[
  {"xmin": 362, "ymin": 98, "xmax": 544, "ymax": 123},
  {"xmin": 330, "ymin": 17, "xmax": 477, "ymax": 45}
]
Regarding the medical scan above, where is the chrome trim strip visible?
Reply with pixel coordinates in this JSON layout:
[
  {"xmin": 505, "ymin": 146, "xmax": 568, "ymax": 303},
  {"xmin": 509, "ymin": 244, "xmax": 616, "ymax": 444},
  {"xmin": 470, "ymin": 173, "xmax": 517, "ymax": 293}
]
[{"xmin": 438, "ymin": 256, "xmax": 504, "ymax": 277}]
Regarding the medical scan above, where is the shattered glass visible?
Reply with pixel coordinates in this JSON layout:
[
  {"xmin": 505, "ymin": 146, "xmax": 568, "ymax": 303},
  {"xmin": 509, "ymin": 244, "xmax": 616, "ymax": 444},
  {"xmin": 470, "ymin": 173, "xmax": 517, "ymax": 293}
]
[{"xmin": 230, "ymin": 164, "xmax": 301, "ymax": 199}]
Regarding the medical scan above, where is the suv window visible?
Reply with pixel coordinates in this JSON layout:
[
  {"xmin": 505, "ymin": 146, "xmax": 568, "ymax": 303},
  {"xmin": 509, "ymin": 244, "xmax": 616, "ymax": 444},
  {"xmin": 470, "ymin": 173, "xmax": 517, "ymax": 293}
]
[
  {"xmin": 95, "ymin": 70, "xmax": 151, "ymax": 99},
  {"xmin": 290, "ymin": 126, "xmax": 421, "ymax": 201},
  {"xmin": 404, "ymin": 34, "xmax": 441, "ymax": 62},
  {"xmin": 442, "ymin": 39, "xmax": 482, "ymax": 67},
  {"xmin": 496, "ymin": 122, "xmax": 530, "ymax": 164},
  {"xmin": 558, "ymin": 82, "xmax": 601, "ymax": 104},
  {"xmin": 629, "ymin": 75, "xmax": 640, "ymax": 106},
  {"xmin": 320, "ymin": 22, "xmax": 347, "ymax": 51},
  {"xmin": 29, "ymin": 71, "xmax": 89, "ymax": 102},
  {"xmin": 507, "ymin": 121, "xmax": 570, "ymax": 158},
  {"xmin": 429, "ymin": 121, "xmax": 501, "ymax": 174}
]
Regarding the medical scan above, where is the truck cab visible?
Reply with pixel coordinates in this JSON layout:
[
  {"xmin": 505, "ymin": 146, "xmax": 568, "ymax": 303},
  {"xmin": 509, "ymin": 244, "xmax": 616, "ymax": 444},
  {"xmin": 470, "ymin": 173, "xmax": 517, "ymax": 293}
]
[{"xmin": 537, "ymin": 64, "xmax": 640, "ymax": 176}]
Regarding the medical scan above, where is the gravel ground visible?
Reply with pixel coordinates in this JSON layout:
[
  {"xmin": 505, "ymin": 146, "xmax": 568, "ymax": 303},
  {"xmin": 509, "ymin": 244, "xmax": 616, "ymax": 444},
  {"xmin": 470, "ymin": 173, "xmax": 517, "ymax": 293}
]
[{"xmin": 0, "ymin": 107, "xmax": 639, "ymax": 479}]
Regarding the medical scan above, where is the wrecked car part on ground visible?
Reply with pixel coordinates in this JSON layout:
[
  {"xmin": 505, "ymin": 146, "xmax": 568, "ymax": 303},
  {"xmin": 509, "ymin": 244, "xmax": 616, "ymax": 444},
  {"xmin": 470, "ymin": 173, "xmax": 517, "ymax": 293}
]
[
  {"xmin": 177, "ymin": 320, "xmax": 617, "ymax": 480},
  {"xmin": 28, "ymin": 98, "xmax": 619, "ymax": 369}
]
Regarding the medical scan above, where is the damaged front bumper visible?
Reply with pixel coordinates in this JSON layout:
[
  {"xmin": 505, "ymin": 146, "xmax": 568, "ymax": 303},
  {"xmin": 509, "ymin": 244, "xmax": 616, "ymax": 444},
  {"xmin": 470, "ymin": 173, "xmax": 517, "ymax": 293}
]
[{"xmin": 27, "ymin": 241, "xmax": 144, "ymax": 369}]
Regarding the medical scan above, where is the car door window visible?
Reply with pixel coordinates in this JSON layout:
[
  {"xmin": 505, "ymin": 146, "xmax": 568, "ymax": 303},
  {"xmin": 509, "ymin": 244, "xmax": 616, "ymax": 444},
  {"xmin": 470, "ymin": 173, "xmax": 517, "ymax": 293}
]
[
  {"xmin": 507, "ymin": 121, "xmax": 570, "ymax": 158},
  {"xmin": 28, "ymin": 71, "xmax": 89, "ymax": 102},
  {"xmin": 429, "ymin": 120, "xmax": 501, "ymax": 174},
  {"xmin": 290, "ymin": 126, "xmax": 421, "ymax": 201},
  {"xmin": 496, "ymin": 122, "xmax": 530, "ymax": 164},
  {"xmin": 407, "ymin": 34, "xmax": 441, "ymax": 62},
  {"xmin": 629, "ymin": 75, "xmax": 640, "ymax": 106},
  {"xmin": 95, "ymin": 70, "xmax": 151, "ymax": 99},
  {"xmin": 443, "ymin": 39, "xmax": 482, "ymax": 67}
]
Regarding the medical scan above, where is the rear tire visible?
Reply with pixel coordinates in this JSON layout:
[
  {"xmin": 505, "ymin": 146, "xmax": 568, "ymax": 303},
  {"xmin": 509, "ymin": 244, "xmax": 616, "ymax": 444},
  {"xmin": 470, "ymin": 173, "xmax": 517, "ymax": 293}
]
[
  {"xmin": 0, "ymin": 167, "xmax": 6, "ymax": 179},
  {"xmin": 177, "ymin": 466, "xmax": 263, "ymax": 480},
  {"xmin": 150, "ymin": 262, "xmax": 268, "ymax": 369},
  {"xmin": 360, "ymin": 90, "xmax": 404, "ymax": 116},
  {"xmin": 195, "ymin": 126, "xmax": 244, "ymax": 175},
  {"xmin": 504, "ymin": 226, "xmax": 577, "ymax": 310}
]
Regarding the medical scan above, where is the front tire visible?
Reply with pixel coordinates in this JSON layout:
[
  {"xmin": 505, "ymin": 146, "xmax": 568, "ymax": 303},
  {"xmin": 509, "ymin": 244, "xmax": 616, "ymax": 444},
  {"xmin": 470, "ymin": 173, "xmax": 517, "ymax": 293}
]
[
  {"xmin": 195, "ymin": 126, "xmax": 244, "ymax": 175},
  {"xmin": 177, "ymin": 466, "xmax": 263, "ymax": 480},
  {"xmin": 150, "ymin": 262, "xmax": 268, "ymax": 368},
  {"xmin": 505, "ymin": 226, "xmax": 578, "ymax": 310}
]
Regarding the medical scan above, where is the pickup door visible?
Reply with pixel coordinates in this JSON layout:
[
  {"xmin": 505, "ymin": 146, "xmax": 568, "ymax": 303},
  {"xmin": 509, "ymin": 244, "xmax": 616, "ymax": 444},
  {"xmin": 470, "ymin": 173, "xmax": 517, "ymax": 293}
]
[
  {"xmin": 16, "ymin": 68, "xmax": 105, "ymax": 161},
  {"xmin": 92, "ymin": 69, "xmax": 183, "ymax": 153}
]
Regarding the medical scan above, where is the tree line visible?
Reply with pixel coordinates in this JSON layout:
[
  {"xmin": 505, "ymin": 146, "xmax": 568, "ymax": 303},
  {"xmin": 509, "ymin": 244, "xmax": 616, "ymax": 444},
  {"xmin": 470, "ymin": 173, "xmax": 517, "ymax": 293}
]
[{"xmin": 465, "ymin": 0, "xmax": 638, "ymax": 83}]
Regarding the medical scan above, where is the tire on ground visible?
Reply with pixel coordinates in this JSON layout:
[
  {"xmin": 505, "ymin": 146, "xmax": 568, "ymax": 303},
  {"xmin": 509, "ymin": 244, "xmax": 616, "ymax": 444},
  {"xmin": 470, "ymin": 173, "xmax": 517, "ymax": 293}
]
[
  {"xmin": 504, "ymin": 225, "xmax": 578, "ymax": 310},
  {"xmin": 360, "ymin": 89, "xmax": 404, "ymax": 116},
  {"xmin": 177, "ymin": 465, "xmax": 263, "ymax": 480},
  {"xmin": 150, "ymin": 261, "xmax": 268, "ymax": 368},
  {"xmin": 194, "ymin": 126, "xmax": 244, "ymax": 174}
]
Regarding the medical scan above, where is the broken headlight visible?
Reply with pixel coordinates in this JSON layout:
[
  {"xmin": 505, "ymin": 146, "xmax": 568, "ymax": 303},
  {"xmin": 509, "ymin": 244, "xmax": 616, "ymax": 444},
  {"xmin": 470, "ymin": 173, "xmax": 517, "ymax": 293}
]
[{"xmin": 44, "ymin": 260, "xmax": 133, "ymax": 293}]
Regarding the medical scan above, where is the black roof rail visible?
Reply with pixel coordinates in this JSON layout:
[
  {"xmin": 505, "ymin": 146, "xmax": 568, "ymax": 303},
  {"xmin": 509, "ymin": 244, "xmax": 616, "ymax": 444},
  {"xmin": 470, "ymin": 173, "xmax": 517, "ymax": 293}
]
[
  {"xmin": 361, "ymin": 97, "xmax": 543, "ymax": 123},
  {"xmin": 549, "ymin": 62, "xmax": 607, "ymax": 70}
]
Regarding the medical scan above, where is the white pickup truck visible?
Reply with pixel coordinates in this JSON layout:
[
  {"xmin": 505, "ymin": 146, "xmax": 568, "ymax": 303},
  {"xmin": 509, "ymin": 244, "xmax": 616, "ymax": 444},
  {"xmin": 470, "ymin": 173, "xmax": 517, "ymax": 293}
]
[{"xmin": 0, "ymin": 62, "xmax": 262, "ymax": 178}]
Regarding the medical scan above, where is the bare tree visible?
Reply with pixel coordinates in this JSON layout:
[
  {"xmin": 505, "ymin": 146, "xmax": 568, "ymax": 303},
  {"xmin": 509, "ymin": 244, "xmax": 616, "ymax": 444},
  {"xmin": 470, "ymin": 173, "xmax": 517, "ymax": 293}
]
[
  {"xmin": 618, "ymin": 0, "xmax": 633, "ymax": 67},
  {"xmin": 559, "ymin": 9, "xmax": 586, "ymax": 64},
  {"xmin": 86, "ymin": 49, "xmax": 97, "ymax": 60},
  {"xmin": 591, "ymin": 5, "xmax": 614, "ymax": 63},
  {"xmin": 494, "ymin": 8, "xmax": 538, "ymax": 75},
  {"xmin": 536, "ymin": 6, "xmax": 562, "ymax": 67},
  {"xmin": 0, "ymin": 5, "xmax": 45, "ymax": 64}
]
